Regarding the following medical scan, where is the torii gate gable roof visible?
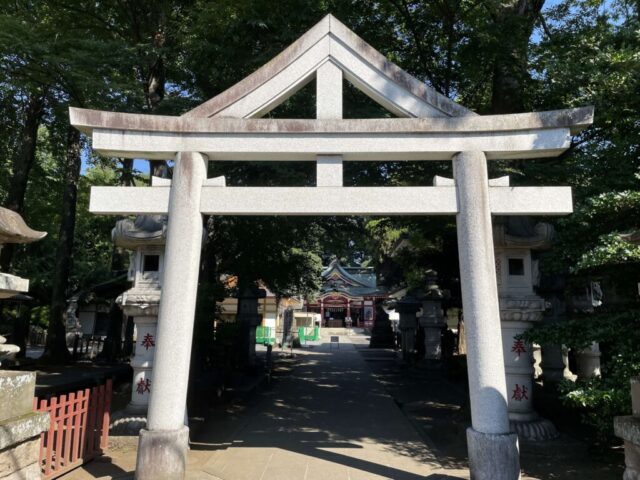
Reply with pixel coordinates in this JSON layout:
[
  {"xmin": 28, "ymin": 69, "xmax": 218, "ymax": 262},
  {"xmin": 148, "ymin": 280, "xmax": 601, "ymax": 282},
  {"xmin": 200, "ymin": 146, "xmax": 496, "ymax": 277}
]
[{"xmin": 183, "ymin": 14, "xmax": 475, "ymax": 119}]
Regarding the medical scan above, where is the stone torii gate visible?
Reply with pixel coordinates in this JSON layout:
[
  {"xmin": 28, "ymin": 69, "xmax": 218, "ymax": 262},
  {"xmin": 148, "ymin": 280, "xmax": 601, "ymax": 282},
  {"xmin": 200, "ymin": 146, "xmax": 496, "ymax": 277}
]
[{"xmin": 71, "ymin": 15, "xmax": 593, "ymax": 480}]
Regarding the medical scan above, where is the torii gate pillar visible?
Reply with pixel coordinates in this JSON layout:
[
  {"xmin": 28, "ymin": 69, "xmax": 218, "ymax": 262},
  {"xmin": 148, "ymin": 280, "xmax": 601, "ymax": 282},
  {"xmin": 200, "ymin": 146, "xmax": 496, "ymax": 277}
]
[
  {"xmin": 135, "ymin": 152, "xmax": 208, "ymax": 480},
  {"xmin": 455, "ymin": 151, "xmax": 520, "ymax": 479}
]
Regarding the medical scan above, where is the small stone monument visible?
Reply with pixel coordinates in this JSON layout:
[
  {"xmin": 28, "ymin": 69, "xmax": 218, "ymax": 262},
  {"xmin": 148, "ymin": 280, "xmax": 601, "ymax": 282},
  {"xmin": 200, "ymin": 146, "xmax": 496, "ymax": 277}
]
[
  {"xmin": 0, "ymin": 208, "xmax": 49, "ymax": 478},
  {"xmin": 111, "ymin": 215, "xmax": 165, "ymax": 432},
  {"xmin": 395, "ymin": 295, "xmax": 421, "ymax": 362},
  {"xmin": 615, "ymin": 377, "xmax": 640, "ymax": 480},
  {"xmin": 418, "ymin": 271, "xmax": 445, "ymax": 368},
  {"xmin": 494, "ymin": 217, "xmax": 558, "ymax": 440}
]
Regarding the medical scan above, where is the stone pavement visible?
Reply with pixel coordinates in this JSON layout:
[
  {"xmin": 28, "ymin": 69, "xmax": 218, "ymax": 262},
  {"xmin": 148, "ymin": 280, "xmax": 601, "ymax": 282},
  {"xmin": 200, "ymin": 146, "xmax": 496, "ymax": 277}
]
[
  {"xmin": 63, "ymin": 331, "xmax": 469, "ymax": 479},
  {"xmin": 56, "ymin": 330, "xmax": 624, "ymax": 480},
  {"xmin": 187, "ymin": 333, "xmax": 463, "ymax": 480}
]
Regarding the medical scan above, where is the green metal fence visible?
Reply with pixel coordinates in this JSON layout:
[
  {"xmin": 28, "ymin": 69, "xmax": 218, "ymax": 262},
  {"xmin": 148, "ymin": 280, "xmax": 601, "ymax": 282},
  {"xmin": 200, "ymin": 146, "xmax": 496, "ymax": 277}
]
[
  {"xmin": 297, "ymin": 326, "xmax": 320, "ymax": 344},
  {"xmin": 255, "ymin": 326, "xmax": 276, "ymax": 345}
]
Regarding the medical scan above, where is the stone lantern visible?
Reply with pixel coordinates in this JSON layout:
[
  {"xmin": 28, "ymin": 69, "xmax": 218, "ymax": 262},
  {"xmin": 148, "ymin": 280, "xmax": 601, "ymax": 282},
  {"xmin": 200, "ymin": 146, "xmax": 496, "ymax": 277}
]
[
  {"xmin": 0, "ymin": 208, "xmax": 49, "ymax": 479},
  {"xmin": 112, "ymin": 215, "xmax": 166, "ymax": 417},
  {"xmin": 418, "ymin": 270, "xmax": 445, "ymax": 367},
  {"xmin": 395, "ymin": 295, "xmax": 421, "ymax": 363},
  {"xmin": 494, "ymin": 218, "xmax": 558, "ymax": 440},
  {"xmin": 0, "ymin": 208, "xmax": 46, "ymax": 363}
]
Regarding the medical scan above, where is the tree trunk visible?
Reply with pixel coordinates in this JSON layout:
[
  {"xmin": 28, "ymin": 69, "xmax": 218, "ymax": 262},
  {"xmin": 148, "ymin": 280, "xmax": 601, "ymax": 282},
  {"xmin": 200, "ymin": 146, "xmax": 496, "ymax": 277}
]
[
  {"xmin": 12, "ymin": 306, "xmax": 30, "ymax": 359},
  {"xmin": 43, "ymin": 126, "xmax": 82, "ymax": 363},
  {"xmin": 490, "ymin": 0, "xmax": 544, "ymax": 114},
  {"xmin": 0, "ymin": 91, "xmax": 47, "ymax": 271},
  {"xmin": 120, "ymin": 158, "xmax": 135, "ymax": 186}
]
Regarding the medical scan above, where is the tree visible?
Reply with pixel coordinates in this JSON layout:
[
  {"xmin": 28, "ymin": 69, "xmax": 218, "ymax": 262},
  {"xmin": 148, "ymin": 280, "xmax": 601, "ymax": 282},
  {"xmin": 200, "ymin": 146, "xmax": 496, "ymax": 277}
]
[
  {"xmin": 1, "ymin": 1, "xmax": 147, "ymax": 361},
  {"xmin": 0, "ymin": 90, "xmax": 48, "ymax": 271}
]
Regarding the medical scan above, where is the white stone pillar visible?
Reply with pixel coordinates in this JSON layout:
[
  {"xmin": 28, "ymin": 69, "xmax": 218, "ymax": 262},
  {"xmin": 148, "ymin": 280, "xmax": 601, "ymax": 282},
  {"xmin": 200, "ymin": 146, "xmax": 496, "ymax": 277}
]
[
  {"xmin": 136, "ymin": 152, "xmax": 207, "ymax": 480},
  {"xmin": 454, "ymin": 151, "xmax": 520, "ymax": 480}
]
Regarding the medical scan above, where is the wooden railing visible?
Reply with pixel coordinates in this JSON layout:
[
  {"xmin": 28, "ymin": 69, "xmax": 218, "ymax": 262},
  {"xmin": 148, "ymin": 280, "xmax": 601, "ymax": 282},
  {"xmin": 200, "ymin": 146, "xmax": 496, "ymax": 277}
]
[{"xmin": 34, "ymin": 378, "xmax": 112, "ymax": 479}]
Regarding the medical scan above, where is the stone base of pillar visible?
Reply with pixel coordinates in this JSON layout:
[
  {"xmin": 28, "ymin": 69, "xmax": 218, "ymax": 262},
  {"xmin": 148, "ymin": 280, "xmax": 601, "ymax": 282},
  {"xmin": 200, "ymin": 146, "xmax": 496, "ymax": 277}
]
[
  {"xmin": 467, "ymin": 428, "xmax": 520, "ymax": 480},
  {"xmin": 510, "ymin": 417, "xmax": 558, "ymax": 442},
  {"xmin": 135, "ymin": 426, "xmax": 189, "ymax": 480}
]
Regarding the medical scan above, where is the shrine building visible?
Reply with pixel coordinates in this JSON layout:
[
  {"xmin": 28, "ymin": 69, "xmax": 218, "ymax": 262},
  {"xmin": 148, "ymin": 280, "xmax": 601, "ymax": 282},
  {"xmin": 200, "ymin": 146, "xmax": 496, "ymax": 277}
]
[{"xmin": 304, "ymin": 259, "xmax": 388, "ymax": 328}]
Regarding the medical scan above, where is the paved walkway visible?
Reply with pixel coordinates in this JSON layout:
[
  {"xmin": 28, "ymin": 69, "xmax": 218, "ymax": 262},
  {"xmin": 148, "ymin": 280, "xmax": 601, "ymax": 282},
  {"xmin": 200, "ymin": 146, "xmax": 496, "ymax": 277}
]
[
  {"xmin": 188, "ymin": 334, "xmax": 454, "ymax": 480},
  {"xmin": 65, "ymin": 332, "xmax": 466, "ymax": 479}
]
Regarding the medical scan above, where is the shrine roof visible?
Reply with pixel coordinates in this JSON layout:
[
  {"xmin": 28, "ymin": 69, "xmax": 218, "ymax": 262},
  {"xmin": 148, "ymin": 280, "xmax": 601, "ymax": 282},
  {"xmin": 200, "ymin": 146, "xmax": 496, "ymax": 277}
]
[{"xmin": 320, "ymin": 259, "xmax": 388, "ymax": 298}]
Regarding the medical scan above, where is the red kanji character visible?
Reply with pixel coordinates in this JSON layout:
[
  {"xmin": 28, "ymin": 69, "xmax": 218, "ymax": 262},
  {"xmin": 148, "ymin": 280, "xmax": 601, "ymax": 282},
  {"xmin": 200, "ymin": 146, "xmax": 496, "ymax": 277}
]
[
  {"xmin": 141, "ymin": 332, "xmax": 155, "ymax": 350},
  {"xmin": 511, "ymin": 338, "xmax": 526, "ymax": 357},
  {"xmin": 512, "ymin": 384, "xmax": 528, "ymax": 401},
  {"xmin": 136, "ymin": 378, "xmax": 151, "ymax": 395}
]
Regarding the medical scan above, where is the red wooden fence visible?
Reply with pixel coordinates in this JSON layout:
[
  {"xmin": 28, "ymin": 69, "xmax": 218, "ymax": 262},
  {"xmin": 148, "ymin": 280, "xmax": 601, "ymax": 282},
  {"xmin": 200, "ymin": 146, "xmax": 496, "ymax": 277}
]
[{"xmin": 34, "ymin": 378, "xmax": 112, "ymax": 479}]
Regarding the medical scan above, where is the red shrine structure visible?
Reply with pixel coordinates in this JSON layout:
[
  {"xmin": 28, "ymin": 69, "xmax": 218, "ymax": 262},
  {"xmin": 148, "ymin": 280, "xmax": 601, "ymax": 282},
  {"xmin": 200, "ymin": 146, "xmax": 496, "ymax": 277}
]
[{"xmin": 304, "ymin": 259, "xmax": 389, "ymax": 328}]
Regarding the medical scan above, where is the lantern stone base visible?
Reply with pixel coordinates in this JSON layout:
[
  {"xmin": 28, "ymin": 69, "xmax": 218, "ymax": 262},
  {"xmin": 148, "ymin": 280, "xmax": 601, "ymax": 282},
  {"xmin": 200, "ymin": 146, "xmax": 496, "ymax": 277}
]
[
  {"xmin": 510, "ymin": 416, "xmax": 558, "ymax": 442},
  {"xmin": 135, "ymin": 426, "xmax": 189, "ymax": 480},
  {"xmin": 110, "ymin": 409, "xmax": 147, "ymax": 435},
  {"xmin": 467, "ymin": 428, "xmax": 520, "ymax": 480}
]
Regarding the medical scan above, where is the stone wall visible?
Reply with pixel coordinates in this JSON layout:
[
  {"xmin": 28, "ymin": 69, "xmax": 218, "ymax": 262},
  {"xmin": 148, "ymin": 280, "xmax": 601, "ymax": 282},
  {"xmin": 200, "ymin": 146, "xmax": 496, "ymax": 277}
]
[{"xmin": 0, "ymin": 371, "xmax": 49, "ymax": 479}]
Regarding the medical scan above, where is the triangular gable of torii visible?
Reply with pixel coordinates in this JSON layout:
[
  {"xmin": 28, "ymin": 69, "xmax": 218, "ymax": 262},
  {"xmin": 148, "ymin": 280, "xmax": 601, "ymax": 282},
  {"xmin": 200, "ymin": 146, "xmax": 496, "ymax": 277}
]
[{"xmin": 183, "ymin": 14, "xmax": 475, "ymax": 120}]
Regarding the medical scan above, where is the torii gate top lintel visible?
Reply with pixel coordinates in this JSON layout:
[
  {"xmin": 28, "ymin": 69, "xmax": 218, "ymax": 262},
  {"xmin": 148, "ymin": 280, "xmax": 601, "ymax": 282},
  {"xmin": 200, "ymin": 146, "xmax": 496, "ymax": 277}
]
[{"xmin": 70, "ymin": 13, "xmax": 593, "ymax": 164}]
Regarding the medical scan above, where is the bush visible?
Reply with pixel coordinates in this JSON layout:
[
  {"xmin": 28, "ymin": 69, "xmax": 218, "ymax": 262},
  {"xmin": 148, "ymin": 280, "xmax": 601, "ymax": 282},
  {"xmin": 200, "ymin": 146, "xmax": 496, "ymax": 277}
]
[{"xmin": 524, "ymin": 309, "xmax": 640, "ymax": 439}]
